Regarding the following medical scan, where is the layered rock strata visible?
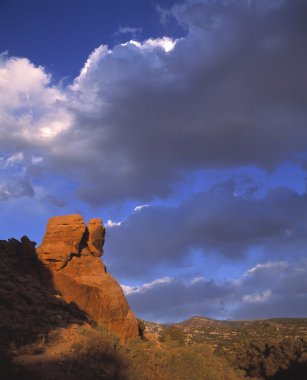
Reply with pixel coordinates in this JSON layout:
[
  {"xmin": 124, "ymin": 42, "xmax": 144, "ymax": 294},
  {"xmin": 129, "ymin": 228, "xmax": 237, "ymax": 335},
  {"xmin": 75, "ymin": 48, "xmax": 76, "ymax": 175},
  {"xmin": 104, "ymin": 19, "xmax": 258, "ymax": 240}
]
[{"xmin": 37, "ymin": 214, "xmax": 138, "ymax": 340}]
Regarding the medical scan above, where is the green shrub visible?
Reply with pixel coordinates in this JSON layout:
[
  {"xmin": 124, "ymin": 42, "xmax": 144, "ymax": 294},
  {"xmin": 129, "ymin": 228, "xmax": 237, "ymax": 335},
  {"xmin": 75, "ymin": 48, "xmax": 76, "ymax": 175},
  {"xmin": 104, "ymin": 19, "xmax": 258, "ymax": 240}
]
[
  {"xmin": 62, "ymin": 324, "xmax": 127, "ymax": 380},
  {"xmin": 60, "ymin": 325, "xmax": 243, "ymax": 380},
  {"xmin": 137, "ymin": 318, "xmax": 146, "ymax": 339},
  {"xmin": 159, "ymin": 326, "xmax": 185, "ymax": 345},
  {"xmin": 125, "ymin": 339, "xmax": 243, "ymax": 380}
]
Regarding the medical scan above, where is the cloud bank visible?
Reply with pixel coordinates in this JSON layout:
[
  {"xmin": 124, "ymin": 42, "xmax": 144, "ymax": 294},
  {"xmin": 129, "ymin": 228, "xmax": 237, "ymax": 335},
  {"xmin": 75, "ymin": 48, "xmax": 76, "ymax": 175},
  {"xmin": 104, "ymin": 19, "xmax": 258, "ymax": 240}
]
[
  {"xmin": 123, "ymin": 259, "xmax": 307, "ymax": 322},
  {"xmin": 0, "ymin": 0, "xmax": 306, "ymax": 204},
  {"xmin": 106, "ymin": 180, "xmax": 307, "ymax": 278},
  {"xmin": 1, "ymin": 0, "xmax": 307, "ymax": 321}
]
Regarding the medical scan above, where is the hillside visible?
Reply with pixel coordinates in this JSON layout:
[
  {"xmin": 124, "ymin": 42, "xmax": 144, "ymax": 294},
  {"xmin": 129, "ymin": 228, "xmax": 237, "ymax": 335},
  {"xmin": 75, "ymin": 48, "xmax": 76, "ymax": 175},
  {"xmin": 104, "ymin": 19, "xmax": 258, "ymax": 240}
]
[
  {"xmin": 0, "ymin": 217, "xmax": 306, "ymax": 379},
  {"xmin": 0, "ymin": 236, "xmax": 89, "ymax": 347},
  {"xmin": 144, "ymin": 317, "xmax": 307, "ymax": 379},
  {"xmin": 177, "ymin": 316, "xmax": 217, "ymax": 328},
  {"xmin": 0, "ymin": 232, "xmax": 241, "ymax": 380}
]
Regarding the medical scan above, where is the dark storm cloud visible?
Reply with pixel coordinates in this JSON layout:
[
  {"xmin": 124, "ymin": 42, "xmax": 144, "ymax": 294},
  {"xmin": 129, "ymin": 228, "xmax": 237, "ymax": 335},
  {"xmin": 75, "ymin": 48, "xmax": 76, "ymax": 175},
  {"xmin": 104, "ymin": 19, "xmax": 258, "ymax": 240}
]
[
  {"xmin": 125, "ymin": 277, "xmax": 232, "ymax": 321},
  {"xmin": 247, "ymin": 257, "xmax": 307, "ymax": 304},
  {"xmin": 106, "ymin": 180, "xmax": 307, "ymax": 279},
  {"xmin": 64, "ymin": 0, "xmax": 307, "ymax": 204},
  {"xmin": 233, "ymin": 259, "xmax": 307, "ymax": 319},
  {"xmin": 124, "ymin": 259, "xmax": 307, "ymax": 321},
  {"xmin": 1, "ymin": 0, "xmax": 307, "ymax": 205}
]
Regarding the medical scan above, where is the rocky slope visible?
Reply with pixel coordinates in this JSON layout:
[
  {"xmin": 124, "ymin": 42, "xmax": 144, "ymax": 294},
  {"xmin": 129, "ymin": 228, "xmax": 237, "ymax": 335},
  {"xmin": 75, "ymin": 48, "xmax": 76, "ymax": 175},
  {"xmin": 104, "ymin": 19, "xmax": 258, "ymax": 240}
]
[{"xmin": 0, "ymin": 236, "xmax": 88, "ymax": 350}]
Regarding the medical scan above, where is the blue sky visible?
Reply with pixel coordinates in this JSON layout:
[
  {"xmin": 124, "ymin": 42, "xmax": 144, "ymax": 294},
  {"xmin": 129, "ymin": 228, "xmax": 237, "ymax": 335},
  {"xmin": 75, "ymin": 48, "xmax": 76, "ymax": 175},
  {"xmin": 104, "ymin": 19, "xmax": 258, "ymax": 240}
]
[{"xmin": 1, "ymin": 0, "xmax": 307, "ymax": 322}]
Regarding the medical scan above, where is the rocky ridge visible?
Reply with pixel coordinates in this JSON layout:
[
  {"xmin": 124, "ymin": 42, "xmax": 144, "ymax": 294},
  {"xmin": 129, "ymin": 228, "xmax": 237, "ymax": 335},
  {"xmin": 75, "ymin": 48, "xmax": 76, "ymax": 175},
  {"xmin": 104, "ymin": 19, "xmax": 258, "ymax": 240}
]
[{"xmin": 0, "ymin": 236, "xmax": 88, "ymax": 348}]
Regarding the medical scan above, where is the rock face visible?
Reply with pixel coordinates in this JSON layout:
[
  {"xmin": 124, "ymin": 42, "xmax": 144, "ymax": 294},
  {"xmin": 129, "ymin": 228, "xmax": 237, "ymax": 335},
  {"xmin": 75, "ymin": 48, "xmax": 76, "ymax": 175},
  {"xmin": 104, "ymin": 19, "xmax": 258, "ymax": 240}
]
[
  {"xmin": 37, "ymin": 215, "xmax": 87, "ymax": 266},
  {"xmin": 37, "ymin": 214, "xmax": 138, "ymax": 340},
  {"xmin": 88, "ymin": 218, "xmax": 105, "ymax": 257}
]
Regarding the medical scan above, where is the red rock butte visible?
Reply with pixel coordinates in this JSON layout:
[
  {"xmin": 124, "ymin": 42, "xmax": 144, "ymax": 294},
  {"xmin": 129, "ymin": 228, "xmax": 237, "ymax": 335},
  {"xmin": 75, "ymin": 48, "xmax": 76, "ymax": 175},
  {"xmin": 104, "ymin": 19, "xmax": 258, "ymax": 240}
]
[{"xmin": 37, "ymin": 214, "xmax": 138, "ymax": 340}]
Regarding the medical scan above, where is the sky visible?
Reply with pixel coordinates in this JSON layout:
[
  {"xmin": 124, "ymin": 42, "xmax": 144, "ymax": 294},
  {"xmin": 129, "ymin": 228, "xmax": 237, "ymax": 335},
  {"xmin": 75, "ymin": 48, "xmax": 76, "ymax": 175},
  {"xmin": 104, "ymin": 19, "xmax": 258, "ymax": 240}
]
[{"xmin": 1, "ymin": 0, "xmax": 307, "ymax": 322}]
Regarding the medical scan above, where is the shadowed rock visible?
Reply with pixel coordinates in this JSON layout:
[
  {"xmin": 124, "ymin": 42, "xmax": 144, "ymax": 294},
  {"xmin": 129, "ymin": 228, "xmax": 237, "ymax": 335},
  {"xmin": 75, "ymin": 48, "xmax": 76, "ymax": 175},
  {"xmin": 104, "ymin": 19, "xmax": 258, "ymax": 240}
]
[{"xmin": 0, "ymin": 236, "xmax": 88, "ymax": 349}]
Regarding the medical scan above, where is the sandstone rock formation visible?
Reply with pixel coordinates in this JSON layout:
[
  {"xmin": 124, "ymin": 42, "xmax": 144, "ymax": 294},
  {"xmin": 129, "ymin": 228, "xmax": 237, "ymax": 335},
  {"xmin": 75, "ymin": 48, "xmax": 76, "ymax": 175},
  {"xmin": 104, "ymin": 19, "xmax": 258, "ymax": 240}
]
[
  {"xmin": 37, "ymin": 214, "xmax": 87, "ymax": 266},
  {"xmin": 37, "ymin": 214, "xmax": 138, "ymax": 340}
]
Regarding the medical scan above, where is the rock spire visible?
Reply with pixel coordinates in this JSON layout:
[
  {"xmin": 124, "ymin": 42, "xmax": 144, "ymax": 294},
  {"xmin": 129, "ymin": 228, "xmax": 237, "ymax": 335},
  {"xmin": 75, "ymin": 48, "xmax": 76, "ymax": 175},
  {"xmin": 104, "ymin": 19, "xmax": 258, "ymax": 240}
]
[{"xmin": 37, "ymin": 214, "xmax": 138, "ymax": 340}]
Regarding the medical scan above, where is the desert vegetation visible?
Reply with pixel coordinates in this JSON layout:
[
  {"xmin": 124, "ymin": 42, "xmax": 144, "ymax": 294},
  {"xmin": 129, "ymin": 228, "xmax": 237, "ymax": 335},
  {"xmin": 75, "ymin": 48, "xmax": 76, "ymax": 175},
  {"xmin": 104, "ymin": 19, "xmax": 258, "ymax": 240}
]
[
  {"xmin": 2, "ymin": 315, "xmax": 307, "ymax": 379},
  {"xmin": 1, "ymin": 235, "xmax": 307, "ymax": 379},
  {"xmin": 54, "ymin": 323, "xmax": 243, "ymax": 380},
  {"xmin": 147, "ymin": 317, "xmax": 307, "ymax": 380},
  {"xmin": 1, "ymin": 322, "xmax": 242, "ymax": 380}
]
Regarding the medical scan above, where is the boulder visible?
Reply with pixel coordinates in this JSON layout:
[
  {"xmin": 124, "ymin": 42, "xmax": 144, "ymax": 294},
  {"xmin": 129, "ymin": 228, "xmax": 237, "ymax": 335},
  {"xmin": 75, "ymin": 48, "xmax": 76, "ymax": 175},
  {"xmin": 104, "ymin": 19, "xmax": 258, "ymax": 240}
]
[{"xmin": 37, "ymin": 214, "xmax": 138, "ymax": 340}]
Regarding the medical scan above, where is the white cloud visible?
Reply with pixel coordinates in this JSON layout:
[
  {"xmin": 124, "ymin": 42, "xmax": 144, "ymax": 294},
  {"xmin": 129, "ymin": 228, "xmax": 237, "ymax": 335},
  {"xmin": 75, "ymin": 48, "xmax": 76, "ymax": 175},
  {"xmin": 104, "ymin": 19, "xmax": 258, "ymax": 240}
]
[
  {"xmin": 245, "ymin": 261, "xmax": 288, "ymax": 276},
  {"xmin": 120, "ymin": 37, "xmax": 177, "ymax": 53},
  {"xmin": 121, "ymin": 276, "xmax": 173, "ymax": 295},
  {"xmin": 134, "ymin": 204, "xmax": 149, "ymax": 212},
  {"xmin": 73, "ymin": 35, "xmax": 178, "ymax": 100},
  {"xmin": 74, "ymin": 44, "xmax": 110, "ymax": 86},
  {"xmin": 121, "ymin": 284, "xmax": 139, "ymax": 296},
  {"xmin": 106, "ymin": 219, "xmax": 122, "ymax": 228},
  {"xmin": 0, "ymin": 55, "xmax": 71, "ymax": 144},
  {"xmin": 37, "ymin": 109, "xmax": 72, "ymax": 140},
  {"xmin": 2, "ymin": 152, "xmax": 24, "ymax": 168},
  {"xmin": 0, "ymin": 57, "xmax": 49, "ymax": 108},
  {"xmin": 0, "ymin": 55, "xmax": 72, "ymax": 201},
  {"xmin": 142, "ymin": 37, "xmax": 177, "ymax": 53},
  {"xmin": 243, "ymin": 289, "xmax": 272, "ymax": 303},
  {"xmin": 142, "ymin": 277, "xmax": 173, "ymax": 289},
  {"xmin": 31, "ymin": 155, "xmax": 43, "ymax": 165},
  {"xmin": 191, "ymin": 276, "xmax": 205, "ymax": 284}
]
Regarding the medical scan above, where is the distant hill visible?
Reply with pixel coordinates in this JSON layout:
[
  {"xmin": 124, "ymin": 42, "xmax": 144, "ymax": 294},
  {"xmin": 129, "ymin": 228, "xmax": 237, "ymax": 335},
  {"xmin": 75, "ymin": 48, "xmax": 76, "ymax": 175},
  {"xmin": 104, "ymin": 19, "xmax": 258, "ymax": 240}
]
[
  {"xmin": 143, "ymin": 316, "xmax": 307, "ymax": 379},
  {"xmin": 177, "ymin": 315, "xmax": 218, "ymax": 328}
]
